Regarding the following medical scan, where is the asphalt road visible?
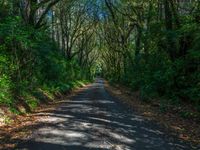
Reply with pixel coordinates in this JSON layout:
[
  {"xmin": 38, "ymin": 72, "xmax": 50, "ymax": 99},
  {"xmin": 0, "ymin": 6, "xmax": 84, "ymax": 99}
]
[{"xmin": 17, "ymin": 79, "xmax": 193, "ymax": 150}]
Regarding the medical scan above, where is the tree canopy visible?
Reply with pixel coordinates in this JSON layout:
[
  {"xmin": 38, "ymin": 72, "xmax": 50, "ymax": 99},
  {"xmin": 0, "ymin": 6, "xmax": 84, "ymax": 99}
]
[{"xmin": 0, "ymin": 0, "xmax": 199, "ymax": 112}]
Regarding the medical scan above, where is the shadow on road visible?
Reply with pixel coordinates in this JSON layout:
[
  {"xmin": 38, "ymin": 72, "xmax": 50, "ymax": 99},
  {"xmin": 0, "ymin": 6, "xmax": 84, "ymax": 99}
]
[{"xmin": 16, "ymin": 79, "xmax": 192, "ymax": 150}]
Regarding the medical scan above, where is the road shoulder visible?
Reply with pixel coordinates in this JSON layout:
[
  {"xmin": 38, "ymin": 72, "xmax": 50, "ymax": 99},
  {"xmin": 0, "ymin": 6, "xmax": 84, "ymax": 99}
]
[
  {"xmin": 0, "ymin": 84, "xmax": 91, "ymax": 150},
  {"xmin": 104, "ymin": 82, "xmax": 200, "ymax": 148}
]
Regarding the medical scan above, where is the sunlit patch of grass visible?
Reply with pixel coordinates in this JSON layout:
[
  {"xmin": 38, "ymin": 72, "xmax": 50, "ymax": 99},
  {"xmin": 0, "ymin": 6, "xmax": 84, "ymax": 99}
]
[
  {"xmin": 0, "ymin": 74, "xmax": 13, "ymax": 106},
  {"xmin": 37, "ymin": 88, "xmax": 55, "ymax": 101},
  {"xmin": 2, "ymin": 115, "xmax": 13, "ymax": 125},
  {"xmin": 1, "ymin": 79, "xmax": 90, "ymax": 115},
  {"xmin": 21, "ymin": 92, "xmax": 38, "ymax": 111}
]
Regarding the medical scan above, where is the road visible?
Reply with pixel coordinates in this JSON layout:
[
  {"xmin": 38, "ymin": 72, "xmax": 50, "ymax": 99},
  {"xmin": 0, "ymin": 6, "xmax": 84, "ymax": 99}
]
[{"xmin": 17, "ymin": 79, "xmax": 192, "ymax": 150}]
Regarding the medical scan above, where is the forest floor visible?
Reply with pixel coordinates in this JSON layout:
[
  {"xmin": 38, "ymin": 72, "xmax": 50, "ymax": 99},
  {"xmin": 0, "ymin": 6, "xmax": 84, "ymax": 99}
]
[
  {"xmin": 0, "ymin": 84, "xmax": 91, "ymax": 149},
  {"xmin": 105, "ymin": 82, "xmax": 200, "ymax": 148},
  {"xmin": 0, "ymin": 79, "xmax": 199, "ymax": 149}
]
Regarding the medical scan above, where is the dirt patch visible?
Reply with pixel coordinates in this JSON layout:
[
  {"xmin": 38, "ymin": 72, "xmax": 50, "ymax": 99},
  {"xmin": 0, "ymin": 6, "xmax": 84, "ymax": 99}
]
[
  {"xmin": 0, "ymin": 84, "xmax": 91, "ymax": 150},
  {"xmin": 105, "ymin": 82, "xmax": 200, "ymax": 148}
]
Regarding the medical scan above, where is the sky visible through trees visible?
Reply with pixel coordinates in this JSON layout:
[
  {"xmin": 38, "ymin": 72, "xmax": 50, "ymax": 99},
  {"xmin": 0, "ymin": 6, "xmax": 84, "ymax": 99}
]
[{"xmin": 0, "ymin": 0, "xmax": 199, "ymax": 117}]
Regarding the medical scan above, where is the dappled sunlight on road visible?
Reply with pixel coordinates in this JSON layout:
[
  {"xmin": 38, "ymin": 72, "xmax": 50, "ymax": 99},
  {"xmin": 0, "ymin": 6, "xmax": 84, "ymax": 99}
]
[{"xmin": 17, "ymin": 79, "xmax": 191, "ymax": 150}]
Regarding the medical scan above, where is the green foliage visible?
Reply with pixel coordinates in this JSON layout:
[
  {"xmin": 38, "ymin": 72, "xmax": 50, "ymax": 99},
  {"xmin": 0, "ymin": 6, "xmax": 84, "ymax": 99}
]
[
  {"xmin": 0, "ymin": 74, "xmax": 13, "ymax": 105},
  {"xmin": 125, "ymin": 23, "xmax": 200, "ymax": 105},
  {"xmin": 102, "ymin": 0, "xmax": 200, "ymax": 111},
  {"xmin": 0, "ymin": 14, "xmax": 92, "ymax": 113}
]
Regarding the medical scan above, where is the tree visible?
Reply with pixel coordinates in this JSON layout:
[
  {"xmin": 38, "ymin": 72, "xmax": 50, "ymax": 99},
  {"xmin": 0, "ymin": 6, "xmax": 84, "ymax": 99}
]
[{"xmin": 19, "ymin": 0, "xmax": 61, "ymax": 28}]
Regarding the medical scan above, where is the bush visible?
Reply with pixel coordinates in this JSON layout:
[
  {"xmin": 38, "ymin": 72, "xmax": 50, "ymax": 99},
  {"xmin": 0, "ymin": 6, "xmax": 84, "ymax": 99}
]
[{"xmin": 0, "ymin": 16, "xmax": 91, "ymax": 112}]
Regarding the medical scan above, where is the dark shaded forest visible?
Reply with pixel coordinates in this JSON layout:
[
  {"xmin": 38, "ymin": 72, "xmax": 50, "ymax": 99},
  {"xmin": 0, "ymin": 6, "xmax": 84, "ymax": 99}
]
[{"xmin": 0, "ymin": 0, "xmax": 199, "ymax": 115}]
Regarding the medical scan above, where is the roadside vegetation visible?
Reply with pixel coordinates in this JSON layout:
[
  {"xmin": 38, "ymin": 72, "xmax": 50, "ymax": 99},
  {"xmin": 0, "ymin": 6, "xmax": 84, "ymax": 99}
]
[
  {"xmin": 0, "ymin": 0, "xmax": 199, "ymax": 127},
  {"xmin": 0, "ymin": 0, "xmax": 200, "ymax": 148},
  {"xmin": 0, "ymin": 0, "xmax": 97, "ymax": 115},
  {"xmin": 100, "ymin": 0, "xmax": 200, "ymax": 116}
]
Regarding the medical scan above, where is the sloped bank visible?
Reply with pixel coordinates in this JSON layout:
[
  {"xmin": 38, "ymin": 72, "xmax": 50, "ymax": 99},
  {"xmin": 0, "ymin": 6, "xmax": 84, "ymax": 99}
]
[
  {"xmin": 0, "ymin": 81, "xmax": 91, "ymax": 149},
  {"xmin": 105, "ymin": 82, "xmax": 200, "ymax": 148}
]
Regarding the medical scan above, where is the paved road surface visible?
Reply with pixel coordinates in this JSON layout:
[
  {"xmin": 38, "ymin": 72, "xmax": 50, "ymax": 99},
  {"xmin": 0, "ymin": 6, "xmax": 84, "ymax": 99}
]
[{"xmin": 17, "ymin": 79, "xmax": 193, "ymax": 150}]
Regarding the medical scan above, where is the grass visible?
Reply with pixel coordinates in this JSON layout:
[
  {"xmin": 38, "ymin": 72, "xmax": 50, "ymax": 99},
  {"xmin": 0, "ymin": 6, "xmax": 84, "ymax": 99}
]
[{"xmin": 0, "ymin": 79, "xmax": 91, "ymax": 115}]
